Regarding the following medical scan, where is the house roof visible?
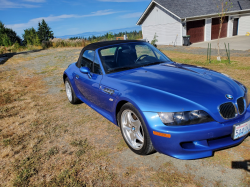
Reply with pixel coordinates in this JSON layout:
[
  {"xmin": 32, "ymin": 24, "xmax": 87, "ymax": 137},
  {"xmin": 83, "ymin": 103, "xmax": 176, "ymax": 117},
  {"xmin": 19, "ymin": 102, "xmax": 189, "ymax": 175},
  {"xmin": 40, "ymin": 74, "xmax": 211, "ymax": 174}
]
[
  {"xmin": 137, "ymin": 0, "xmax": 250, "ymax": 25},
  {"xmin": 155, "ymin": 0, "xmax": 250, "ymax": 18}
]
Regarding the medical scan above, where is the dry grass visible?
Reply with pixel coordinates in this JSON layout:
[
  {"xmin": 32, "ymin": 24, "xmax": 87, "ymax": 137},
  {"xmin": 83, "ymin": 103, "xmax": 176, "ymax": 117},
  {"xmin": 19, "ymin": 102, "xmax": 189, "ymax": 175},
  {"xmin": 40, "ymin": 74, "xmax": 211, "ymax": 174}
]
[
  {"xmin": 0, "ymin": 48, "xmax": 249, "ymax": 186},
  {"xmin": 150, "ymin": 162, "xmax": 202, "ymax": 187}
]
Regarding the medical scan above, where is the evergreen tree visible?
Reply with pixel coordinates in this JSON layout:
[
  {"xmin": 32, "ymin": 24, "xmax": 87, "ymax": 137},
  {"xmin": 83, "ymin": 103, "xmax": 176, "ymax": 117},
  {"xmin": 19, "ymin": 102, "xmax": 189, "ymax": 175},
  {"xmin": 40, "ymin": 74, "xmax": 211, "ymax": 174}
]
[
  {"xmin": 37, "ymin": 19, "xmax": 54, "ymax": 42},
  {"xmin": 0, "ymin": 21, "xmax": 21, "ymax": 46}
]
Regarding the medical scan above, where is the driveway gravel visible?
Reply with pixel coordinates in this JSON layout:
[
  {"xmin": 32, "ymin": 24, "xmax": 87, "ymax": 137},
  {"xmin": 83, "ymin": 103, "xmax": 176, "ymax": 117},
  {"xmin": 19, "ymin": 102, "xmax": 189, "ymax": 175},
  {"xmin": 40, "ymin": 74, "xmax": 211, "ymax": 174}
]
[{"xmin": 1, "ymin": 47, "xmax": 249, "ymax": 186}]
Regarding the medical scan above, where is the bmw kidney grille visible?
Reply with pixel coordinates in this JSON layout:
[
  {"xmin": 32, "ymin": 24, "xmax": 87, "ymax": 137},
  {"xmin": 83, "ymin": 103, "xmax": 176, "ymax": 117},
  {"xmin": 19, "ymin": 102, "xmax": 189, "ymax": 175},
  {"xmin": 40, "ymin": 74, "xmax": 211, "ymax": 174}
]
[{"xmin": 219, "ymin": 97, "xmax": 246, "ymax": 119}]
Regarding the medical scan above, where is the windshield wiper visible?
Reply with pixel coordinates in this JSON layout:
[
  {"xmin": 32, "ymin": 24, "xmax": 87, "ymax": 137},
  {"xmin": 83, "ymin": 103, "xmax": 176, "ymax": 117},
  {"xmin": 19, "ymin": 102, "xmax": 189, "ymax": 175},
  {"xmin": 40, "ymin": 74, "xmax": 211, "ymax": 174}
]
[{"xmin": 108, "ymin": 66, "xmax": 135, "ymax": 73}]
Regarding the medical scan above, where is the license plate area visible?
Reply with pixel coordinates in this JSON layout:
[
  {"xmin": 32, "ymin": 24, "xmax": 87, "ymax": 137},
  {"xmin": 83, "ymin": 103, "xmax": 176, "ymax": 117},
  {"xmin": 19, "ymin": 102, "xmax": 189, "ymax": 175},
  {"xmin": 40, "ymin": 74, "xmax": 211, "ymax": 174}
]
[{"xmin": 232, "ymin": 119, "xmax": 250, "ymax": 140}]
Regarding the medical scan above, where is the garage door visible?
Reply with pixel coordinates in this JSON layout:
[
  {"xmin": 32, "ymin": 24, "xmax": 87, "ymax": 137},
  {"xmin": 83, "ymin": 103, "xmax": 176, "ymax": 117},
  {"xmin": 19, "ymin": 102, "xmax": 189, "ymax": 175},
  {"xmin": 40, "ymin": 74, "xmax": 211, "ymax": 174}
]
[
  {"xmin": 211, "ymin": 17, "xmax": 228, "ymax": 40},
  {"xmin": 187, "ymin": 20, "xmax": 205, "ymax": 44}
]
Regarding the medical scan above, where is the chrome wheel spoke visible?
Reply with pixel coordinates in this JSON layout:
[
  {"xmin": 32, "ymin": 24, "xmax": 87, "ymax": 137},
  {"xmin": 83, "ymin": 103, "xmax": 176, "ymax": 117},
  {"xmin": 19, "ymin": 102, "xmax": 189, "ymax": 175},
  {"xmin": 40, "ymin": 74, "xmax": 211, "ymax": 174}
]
[
  {"xmin": 135, "ymin": 132, "xmax": 144, "ymax": 143},
  {"xmin": 123, "ymin": 126, "xmax": 131, "ymax": 132},
  {"xmin": 121, "ymin": 109, "xmax": 144, "ymax": 150}
]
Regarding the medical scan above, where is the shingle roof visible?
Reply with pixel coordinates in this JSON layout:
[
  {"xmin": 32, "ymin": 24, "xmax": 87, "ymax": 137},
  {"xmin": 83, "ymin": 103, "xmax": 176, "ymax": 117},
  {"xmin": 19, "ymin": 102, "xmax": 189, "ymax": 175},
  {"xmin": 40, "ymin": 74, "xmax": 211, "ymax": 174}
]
[{"xmin": 154, "ymin": 0, "xmax": 250, "ymax": 18}]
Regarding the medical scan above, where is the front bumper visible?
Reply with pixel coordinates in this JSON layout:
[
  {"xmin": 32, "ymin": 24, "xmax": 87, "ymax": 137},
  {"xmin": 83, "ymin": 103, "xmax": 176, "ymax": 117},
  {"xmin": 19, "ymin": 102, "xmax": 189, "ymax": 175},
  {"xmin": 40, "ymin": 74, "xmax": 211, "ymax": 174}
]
[{"xmin": 143, "ymin": 106, "xmax": 250, "ymax": 160}]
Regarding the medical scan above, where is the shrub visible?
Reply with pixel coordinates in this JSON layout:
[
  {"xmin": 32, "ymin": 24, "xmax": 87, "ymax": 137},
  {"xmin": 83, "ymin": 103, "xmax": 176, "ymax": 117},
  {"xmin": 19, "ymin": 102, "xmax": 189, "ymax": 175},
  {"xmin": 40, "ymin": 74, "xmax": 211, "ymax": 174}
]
[{"xmin": 151, "ymin": 33, "xmax": 158, "ymax": 46}]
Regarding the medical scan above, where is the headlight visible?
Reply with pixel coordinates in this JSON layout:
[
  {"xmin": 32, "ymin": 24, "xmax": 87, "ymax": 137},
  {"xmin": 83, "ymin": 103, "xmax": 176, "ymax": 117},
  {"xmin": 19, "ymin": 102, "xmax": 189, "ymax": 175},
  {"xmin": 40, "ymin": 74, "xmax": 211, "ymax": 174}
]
[{"xmin": 158, "ymin": 110, "xmax": 214, "ymax": 126}]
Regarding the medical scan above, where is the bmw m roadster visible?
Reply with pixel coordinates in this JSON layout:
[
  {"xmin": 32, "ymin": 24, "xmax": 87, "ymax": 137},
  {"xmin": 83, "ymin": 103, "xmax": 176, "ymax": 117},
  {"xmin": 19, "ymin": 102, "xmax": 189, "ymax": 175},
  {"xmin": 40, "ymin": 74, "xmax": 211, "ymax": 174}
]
[{"xmin": 63, "ymin": 40, "xmax": 250, "ymax": 160}]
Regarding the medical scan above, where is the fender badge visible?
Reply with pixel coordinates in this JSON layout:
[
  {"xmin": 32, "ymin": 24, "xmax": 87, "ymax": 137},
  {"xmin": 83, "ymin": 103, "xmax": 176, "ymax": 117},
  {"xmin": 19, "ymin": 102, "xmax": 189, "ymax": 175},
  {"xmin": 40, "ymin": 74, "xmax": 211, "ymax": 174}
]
[
  {"xmin": 226, "ymin": 94, "xmax": 233, "ymax": 100},
  {"xmin": 109, "ymin": 98, "xmax": 113, "ymax": 101}
]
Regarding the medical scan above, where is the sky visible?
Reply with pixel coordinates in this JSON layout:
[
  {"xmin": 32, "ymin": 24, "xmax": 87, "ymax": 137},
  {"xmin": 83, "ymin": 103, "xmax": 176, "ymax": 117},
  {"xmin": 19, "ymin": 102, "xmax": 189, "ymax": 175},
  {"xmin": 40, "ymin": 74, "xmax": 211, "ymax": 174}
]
[{"xmin": 0, "ymin": 0, "xmax": 151, "ymax": 38}]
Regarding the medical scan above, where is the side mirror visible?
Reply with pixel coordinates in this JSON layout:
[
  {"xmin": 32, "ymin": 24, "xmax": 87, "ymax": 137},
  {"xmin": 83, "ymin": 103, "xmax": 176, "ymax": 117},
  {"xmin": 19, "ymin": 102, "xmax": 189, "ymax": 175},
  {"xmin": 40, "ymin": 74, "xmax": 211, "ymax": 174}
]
[
  {"xmin": 80, "ymin": 67, "xmax": 92, "ymax": 79},
  {"xmin": 80, "ymin": 67, "xmax": 90, "ymax": 74}
]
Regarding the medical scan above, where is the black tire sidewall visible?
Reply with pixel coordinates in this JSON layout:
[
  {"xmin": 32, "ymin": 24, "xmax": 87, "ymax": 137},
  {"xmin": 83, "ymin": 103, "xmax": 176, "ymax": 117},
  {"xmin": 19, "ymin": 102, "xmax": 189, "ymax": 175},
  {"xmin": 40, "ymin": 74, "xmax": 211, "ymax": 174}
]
[{"xmin": 118, "ymin": 103, "xmax": 152, "ymax": 155}]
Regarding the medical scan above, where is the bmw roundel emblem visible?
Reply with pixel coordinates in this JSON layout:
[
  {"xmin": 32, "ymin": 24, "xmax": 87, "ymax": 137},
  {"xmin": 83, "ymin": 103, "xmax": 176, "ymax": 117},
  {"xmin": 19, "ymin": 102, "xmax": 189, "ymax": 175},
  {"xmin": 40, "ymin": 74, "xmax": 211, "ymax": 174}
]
[{"xmin": 226, "ymin": 94, "xmax": 233, "ymax": 100}]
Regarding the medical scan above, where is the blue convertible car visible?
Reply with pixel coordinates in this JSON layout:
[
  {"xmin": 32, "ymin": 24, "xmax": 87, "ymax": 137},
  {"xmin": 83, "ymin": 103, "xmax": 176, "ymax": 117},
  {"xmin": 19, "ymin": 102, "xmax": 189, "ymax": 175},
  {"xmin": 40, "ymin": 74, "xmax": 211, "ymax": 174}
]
[{"xmin": 63, "ymin": 40, "xmax": 250, "ymax": 160}]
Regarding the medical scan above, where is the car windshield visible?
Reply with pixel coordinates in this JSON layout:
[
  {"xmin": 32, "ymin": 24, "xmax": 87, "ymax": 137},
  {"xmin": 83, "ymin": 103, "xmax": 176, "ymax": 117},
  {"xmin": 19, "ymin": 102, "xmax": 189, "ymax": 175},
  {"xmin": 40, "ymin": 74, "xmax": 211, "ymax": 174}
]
[{"xmin": 98, "ymin": 42, "xmax": 171, "ymax": 74}]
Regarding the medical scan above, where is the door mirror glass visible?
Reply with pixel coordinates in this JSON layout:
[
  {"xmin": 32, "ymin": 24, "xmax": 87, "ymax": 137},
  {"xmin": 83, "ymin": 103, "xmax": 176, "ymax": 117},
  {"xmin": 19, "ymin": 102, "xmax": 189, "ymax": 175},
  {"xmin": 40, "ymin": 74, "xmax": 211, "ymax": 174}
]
[{"xmin": 80, "ymin": 67, "xmax": 90, "ymax": 74}]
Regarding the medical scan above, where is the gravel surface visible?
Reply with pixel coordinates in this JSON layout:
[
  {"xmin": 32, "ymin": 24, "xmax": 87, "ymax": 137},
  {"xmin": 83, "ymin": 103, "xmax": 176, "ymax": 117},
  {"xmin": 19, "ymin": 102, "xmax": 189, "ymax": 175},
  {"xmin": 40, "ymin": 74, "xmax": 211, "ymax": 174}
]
[{"xmin": 1, "ymin": 47, "xmax": 249, "ymax": 186}]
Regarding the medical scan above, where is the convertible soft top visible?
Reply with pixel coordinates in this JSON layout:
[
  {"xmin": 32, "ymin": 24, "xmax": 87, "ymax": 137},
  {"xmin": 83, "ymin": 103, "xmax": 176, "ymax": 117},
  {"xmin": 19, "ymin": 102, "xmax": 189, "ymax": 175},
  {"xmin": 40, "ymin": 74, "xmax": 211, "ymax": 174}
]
[
  {"xmin": 84, "ymin": 40, "xmax": 144, "ymax": 50},
  {"xmin": 77, "ymin": 40, "xmax": 144, "ymax": 67}
]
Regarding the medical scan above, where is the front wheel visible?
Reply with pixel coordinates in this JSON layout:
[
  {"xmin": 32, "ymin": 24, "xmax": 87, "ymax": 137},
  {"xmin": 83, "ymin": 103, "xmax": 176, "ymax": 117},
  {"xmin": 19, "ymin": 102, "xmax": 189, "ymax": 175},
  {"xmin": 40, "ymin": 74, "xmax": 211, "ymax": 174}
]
[
  {"xmin": 117, "ymin": 103, "xmax": 155, "ymax": 155},
  {"xmin": 65, "ymin": 77, "xmax": 81, "ymax": 104}
]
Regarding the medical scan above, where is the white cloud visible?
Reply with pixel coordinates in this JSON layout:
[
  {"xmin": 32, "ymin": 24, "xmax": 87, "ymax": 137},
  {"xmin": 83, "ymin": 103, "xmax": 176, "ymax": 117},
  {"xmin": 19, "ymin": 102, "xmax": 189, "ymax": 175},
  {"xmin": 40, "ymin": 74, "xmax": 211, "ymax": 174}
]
[
  {"xmin": 120, "ymin": 12, "xmax": 142, "ymax": 18},
  {"xmin": 6, "ymin": 10, "xmax": 119, "ymax": 32},
  {"xmin": 0, "ymin": 0, "xmax": 39, "ymax": 8},
  {"xmin": 99, "ymin": 0, "xmax": 148, "ymax": 2}
]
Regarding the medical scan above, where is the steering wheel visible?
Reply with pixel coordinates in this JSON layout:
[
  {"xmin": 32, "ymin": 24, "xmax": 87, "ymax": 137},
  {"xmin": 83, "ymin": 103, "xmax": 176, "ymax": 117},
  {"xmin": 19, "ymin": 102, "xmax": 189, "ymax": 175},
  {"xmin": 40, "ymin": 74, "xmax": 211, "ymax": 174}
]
[{"xmin": 135, "ymin": 55, "xmax": 149, "ymax": 63}]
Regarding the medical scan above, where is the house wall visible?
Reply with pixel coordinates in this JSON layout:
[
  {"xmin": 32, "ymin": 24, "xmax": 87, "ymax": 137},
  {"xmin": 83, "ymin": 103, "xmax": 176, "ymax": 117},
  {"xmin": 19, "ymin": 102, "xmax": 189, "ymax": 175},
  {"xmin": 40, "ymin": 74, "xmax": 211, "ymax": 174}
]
[
  {"xmin": 205, "ymin": 18, "xmax": 211, "ymax": 41},
  {"xmin": 238, "ymin": 15, "xmax": 250, "ymax": 35},
  {"xmin": 141, "ymin": 4, "xmax": 182, "ymax": 46},
  {"xmin": 227, "ymin": 16, "xmax": 234, "ymax": 37}
]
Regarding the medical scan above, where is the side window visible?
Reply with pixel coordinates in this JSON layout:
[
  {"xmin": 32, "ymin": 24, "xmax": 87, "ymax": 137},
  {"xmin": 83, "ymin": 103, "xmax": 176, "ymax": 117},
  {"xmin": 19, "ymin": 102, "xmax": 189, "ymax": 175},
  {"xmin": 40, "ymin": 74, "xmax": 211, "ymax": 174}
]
[
  {"xmin": 82, "ymin": 50, "xmax": 94, "ymax": 70},
  {"xmin": 93, "ymin": 55, "xmax": 102, "ymax": 75}
]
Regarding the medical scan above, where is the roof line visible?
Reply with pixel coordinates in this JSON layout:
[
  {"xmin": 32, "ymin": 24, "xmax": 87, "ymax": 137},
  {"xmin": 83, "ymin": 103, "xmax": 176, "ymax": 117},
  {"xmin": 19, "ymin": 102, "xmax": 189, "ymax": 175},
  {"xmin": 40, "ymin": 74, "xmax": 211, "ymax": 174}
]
[
  {"xmin": 154, "ymin": 1, "xmax": 181, "ymax": 19},
  {"xmin": 136, "ymin": 1, "xmax": 154, "ymax": 25},
  {"xmin": 136, "ymin": 0, "xmax": 181, "ymax": 25},
  {"xmin": 184, "ymin": 9, "xmax": 250, "ymax": 20}
]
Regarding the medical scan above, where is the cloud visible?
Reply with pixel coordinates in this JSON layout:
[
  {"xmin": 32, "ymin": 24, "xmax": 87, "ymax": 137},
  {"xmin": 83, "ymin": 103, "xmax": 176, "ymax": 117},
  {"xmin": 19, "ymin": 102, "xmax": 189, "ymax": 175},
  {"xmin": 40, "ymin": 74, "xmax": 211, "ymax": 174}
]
[
  {"xmin": 98, "ymin": 0, "xmax": 148, "ymax": 2},
  {"xmin": 120, "ymin": 12, "xmax": 142, "ymax": 18},
  {"xmin": 6, "ymin": 10, "xmax": 119, "ymax": 31},
  {"xmin": 0, "ymin": 0, "xmax": 39, "ymax": 8}
]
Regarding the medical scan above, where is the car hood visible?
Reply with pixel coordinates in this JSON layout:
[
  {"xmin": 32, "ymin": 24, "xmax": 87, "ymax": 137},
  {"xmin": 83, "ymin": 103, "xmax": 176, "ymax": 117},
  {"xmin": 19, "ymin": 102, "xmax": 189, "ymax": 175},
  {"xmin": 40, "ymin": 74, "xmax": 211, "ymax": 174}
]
[{"xmin": 114, "ymin": 62, "xmax": 244, "ymax": 109}]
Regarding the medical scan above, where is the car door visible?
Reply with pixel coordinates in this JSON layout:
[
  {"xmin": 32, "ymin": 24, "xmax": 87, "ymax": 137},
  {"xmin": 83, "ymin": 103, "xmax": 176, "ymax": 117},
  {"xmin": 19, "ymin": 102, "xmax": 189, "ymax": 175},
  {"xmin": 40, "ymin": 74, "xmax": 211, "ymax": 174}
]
[{"xmin": 74, "ymin": 50, "xmax": 103, "ymax": 104}]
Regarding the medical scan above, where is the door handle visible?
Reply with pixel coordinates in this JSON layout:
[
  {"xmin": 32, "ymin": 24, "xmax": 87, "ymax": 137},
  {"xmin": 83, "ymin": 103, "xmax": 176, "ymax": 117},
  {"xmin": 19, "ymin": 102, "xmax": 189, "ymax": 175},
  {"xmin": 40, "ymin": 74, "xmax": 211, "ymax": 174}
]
[{"xmin": 76, "ymin": 75, "xmax": 79, "ymax": 79}]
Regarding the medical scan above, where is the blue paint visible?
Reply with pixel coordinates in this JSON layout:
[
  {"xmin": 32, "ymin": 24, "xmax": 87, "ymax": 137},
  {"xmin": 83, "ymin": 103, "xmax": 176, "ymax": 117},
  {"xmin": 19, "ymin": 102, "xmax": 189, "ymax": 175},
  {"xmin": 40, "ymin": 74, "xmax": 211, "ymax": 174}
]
[{"xmin": 63, "ymin": 41, "xmax": 250, "ymax": 160}]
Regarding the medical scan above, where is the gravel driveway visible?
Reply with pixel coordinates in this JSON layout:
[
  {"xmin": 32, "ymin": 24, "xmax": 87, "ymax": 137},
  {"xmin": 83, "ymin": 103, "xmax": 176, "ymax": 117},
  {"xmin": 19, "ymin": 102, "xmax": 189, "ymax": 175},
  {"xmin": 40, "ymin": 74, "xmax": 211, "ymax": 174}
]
[{"xmin": 0, "ymin": 47, "xmax": 249, "ymax": 186}]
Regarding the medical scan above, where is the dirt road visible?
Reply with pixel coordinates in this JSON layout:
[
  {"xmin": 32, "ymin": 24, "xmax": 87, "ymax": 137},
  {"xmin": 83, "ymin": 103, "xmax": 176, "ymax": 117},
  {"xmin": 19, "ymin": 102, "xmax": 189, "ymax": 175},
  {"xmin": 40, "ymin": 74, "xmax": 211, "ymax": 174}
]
[{"xmin": 0, "ymin": 47, "xmax": 249, "ymax": 186}]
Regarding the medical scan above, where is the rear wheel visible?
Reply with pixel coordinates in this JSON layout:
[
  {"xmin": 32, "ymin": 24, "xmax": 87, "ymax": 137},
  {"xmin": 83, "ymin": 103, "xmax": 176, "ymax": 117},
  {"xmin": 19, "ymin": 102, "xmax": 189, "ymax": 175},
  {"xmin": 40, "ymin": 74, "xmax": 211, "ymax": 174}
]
[
  {"xmin": 118, "ymin": 103, "xmax": 155, "ymax": 155},
  {"xmin": 65, "ymin": 77, "xmax": 81, "ymax": 104}
]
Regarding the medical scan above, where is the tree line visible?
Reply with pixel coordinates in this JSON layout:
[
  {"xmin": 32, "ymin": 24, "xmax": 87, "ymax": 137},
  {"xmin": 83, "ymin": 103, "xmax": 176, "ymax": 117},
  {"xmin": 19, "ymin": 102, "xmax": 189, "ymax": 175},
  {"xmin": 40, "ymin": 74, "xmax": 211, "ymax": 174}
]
[
  {"xmin": 0, "ymin": 19, "xmax": 142, "ymax": 48},
  {"xmin": 0, "ymin": 19, "xmax": 54, "ymax": 47},
  {"xmin": 69, "ymin": 30, "xmax": 142, "ymax": 42}
]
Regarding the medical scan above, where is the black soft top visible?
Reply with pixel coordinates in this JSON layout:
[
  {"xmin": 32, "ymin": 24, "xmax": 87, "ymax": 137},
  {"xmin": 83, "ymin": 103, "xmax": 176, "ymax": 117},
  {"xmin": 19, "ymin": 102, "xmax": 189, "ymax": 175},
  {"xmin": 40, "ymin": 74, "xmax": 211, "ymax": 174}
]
[
  {"xmin": 76, "ymin": 40, "xmax": 144, "ymax": 68},
  {"xmin": 84, "ymin": 40, "xmax": 144, "ymax": 50}
]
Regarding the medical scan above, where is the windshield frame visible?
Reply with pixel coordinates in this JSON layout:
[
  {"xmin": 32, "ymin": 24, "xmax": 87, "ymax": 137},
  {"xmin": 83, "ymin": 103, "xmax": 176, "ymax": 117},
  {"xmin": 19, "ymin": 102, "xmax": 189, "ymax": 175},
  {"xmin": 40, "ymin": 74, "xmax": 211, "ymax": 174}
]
[{"xmin": 97, "ymin": 42, "xmax": 172, "ymax": 74}]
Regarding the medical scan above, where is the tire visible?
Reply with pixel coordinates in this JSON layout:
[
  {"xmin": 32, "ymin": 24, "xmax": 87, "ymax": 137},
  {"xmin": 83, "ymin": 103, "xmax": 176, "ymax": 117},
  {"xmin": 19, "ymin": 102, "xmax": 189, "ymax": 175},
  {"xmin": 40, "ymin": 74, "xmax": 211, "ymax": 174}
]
[
  {"xmin": 117, "ymin": 103, "xmax": 155, "ymax": 155},
  {"xmin": 65, "ymin": 77, "xmax": 81, "ymax": 104}
]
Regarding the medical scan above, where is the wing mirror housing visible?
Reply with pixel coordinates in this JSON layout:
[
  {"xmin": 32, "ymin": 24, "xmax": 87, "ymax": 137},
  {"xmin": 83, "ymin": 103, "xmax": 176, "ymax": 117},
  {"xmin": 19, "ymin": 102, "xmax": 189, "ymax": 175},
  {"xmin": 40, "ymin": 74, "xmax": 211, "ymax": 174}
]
[{"xmin": 80, "ymin": 67, "xmax": 92, "ymax": 78}]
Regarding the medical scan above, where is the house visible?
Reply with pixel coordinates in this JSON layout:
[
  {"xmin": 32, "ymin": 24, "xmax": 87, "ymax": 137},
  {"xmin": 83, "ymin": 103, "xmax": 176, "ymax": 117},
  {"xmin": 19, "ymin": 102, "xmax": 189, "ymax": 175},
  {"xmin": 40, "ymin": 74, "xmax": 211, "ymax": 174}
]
[{"xmin": 136, "ymin": 0, "xmax": 250, "ymax": 45}]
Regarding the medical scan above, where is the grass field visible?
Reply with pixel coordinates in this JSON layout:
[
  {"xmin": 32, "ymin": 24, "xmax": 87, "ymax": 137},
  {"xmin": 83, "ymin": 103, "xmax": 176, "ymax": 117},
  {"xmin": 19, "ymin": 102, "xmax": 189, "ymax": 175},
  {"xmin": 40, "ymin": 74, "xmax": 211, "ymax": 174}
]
[{"xmin": 0, "ymin": 47, "xmax": 249, "ymax": 186}]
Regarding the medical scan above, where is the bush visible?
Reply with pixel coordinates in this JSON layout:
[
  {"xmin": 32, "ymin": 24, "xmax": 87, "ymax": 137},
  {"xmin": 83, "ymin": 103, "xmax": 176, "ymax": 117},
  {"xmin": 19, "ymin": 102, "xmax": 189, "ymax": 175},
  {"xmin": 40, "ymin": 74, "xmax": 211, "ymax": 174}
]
[
  {"xmin": 41, "ymin": 40, "xmax": 52, "ymax": 49},
  {"xmin": 151, "ymin": 33, "xmax": 158, "ymax": 46}
]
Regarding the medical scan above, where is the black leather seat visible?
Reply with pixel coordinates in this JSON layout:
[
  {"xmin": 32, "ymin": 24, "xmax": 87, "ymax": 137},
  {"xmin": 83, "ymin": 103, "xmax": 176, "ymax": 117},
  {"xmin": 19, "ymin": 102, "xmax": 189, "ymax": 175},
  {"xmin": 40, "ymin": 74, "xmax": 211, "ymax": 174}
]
[{"xmin": 117, "ymin": 46, "xmax": 137, "ymax": 67}]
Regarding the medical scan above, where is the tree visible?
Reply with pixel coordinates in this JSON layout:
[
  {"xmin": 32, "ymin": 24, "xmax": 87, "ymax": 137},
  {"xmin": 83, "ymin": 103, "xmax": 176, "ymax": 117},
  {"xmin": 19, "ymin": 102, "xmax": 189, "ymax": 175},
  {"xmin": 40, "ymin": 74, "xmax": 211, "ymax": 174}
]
[
  {"xmin": 37, "ymin": 19, "xmax": 54, "ymax": 42},
  {"xmin": 107, "ymin": 32, "xmax": 114, "ymax": 40},
  {"xmin": 151, "ymin": 33, "xmax": 158, "ymax": 46},
  {"xmin": 23, "ymin": 27, "xmax": 40, "ymax": 46},
  {"xmin": 0, "ymin": 21, "xmax": 21, "ymax": 46},
  {"xmin": 215, "ymin": 0, "xmax": 233, "ymax": 60}
]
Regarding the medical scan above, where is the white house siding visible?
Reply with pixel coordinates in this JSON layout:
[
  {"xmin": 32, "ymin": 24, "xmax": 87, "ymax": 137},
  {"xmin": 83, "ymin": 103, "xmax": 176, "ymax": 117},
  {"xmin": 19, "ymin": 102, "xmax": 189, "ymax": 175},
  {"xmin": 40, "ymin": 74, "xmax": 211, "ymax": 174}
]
[
  {"xmin": 238, "ymin": 15, "xmax": 250, "ymax": 35},
  {"xmin": 141, "ymin": 4, "xmax": 182, "ymax": 45},
  {"xmin": 227, "ymin": 16, "xmax": 234, "ymax": 37},
  {"xmin": 182, "ymin": 25, "xmax": 187, "ymax": 37},
  {"xmin": 205, "ymin": 18, "xmax": 211, "ymax": 41}
]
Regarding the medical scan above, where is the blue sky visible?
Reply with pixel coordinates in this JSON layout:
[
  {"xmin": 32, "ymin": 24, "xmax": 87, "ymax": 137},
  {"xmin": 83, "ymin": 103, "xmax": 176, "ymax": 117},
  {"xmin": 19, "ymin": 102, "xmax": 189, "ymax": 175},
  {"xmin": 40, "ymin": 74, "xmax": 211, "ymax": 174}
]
[{"xmin": 0, "ymin": 0, "xmax": 151, "ymax": 37}]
